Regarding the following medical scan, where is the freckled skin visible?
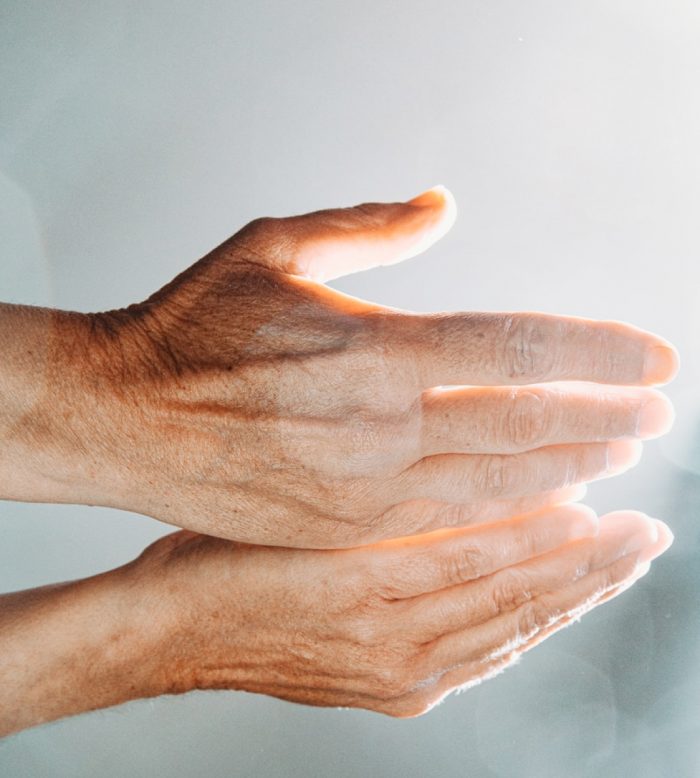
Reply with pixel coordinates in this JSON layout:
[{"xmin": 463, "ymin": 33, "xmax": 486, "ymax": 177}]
[
  {"xmin": 0, "ymin": 507, "xmax": 673, "ymax": 734},
  {"xmin": 0, "ymin": 188, "xmax": 678, "ymax": 547}
]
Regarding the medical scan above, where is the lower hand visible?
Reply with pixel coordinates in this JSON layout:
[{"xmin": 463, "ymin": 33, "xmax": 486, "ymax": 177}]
[
  {"xmin": 126, "ymin": 504, "xmax": 671, "ymax": 717},
  {"xmin": 0, "ymin": 503, "xmax": 672, "ymax": 734}
]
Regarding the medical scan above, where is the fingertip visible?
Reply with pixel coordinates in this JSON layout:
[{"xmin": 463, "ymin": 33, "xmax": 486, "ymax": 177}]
[
  {"xmin": 655, "ymin": 519, "xmax": 674, "ymax": 547},
  {"xmin": 436, "ymin": 186, "xmax": 458, "ymax": 233},
  {"xmin": 643, "ymin": 343, "xmax": 680, "ymax": 385},
  {"xmin": 638, "ymin": 391, "xmax": 675, "ymax": 438},
  {"xmin": 599, "ymin": 510, "xmax": 659, "ymax": 553},
  {"xmin": 638, "ymin": 519, "xmax": 674, "ymax": 563},
  {"xmin": 406, "ymin": 186, "xmax": 443, "ymax": 207},
  {"xmin": 406, "ymin": 185, "xmax": 458, "ymax": 232},
  {"xmin": 407, "ymin": 184, "xmax": 454, "ymax": 209},
  {"xmin": 607, "ymin": 438, "xmax": 643, "ymax": 475}
]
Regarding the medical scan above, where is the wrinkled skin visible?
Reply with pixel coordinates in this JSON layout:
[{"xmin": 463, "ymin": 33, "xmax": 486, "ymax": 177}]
[
  {"xmin": 25, "ymin": 187, "xmax": 673, "ymax": 547},
  {"xmin": 0, "ymin": 188, "xmax": 680, "ymax": 738},
  {"xmin": 0, "ymin": 504, "xmax": 672, "ymax": 735},
  {"xmin": 125, "ymin": 505, "xmax": 671, "ymax": 717}
]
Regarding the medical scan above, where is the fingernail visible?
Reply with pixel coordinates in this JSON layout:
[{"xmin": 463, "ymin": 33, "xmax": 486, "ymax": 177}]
[
  {"xmin": 407, "ymin": 185, "xmax": 450, "ymax": 208},
  {"xmin": 643, "ymin": 345, "xmax": 680, "ymax": 385},
  {"xmin": 606, "ymin": 439, "xmax": 643, "ymax": 474},
  {"xmin": 637, "ymin": 393, "xmax": 675, "ymax": 438},
  {"xmin": 637, "ymin": 519, "xmax": 674, "ymax": 563}
]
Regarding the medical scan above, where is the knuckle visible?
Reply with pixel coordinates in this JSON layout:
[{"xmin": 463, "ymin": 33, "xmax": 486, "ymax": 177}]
[
  {"xmin": 444, "ymin": 542, "xmax": 487, "ymax": 583},
  {"xmin": 347, "ymin": 413, "xmax": 415, "ymax": 474},
  {"xmin": 226, "ymin": 216, "xmax": 294, "ymax": 267},
  {"xmin": 491, "ymin": 569, "xmax": 533, "ymax": 614},
  {"xmin": 515, "ymin": 600, "xmax": 549, "ymax": 639},
  {"xmin": 245, "ymin": 215, "xmax": 276, "ymax": 233},
  {"xmin": 346, "ymin": 417, "xmax": 382, "ymax": 467},
  {"xmin": 560, "ymin": 445, "xmax": 591, "ymax": 487},
  {"xmin": 516, "ymin": 602, "xmax": 540, "ymax": 638},
  {"xmin": 501, "ymin": 315, "xmax": 555, "ymax": 381},
  {"xmin": 503, "ymin": 389, "xmax": 548, "ymax": 450},
  {"xmin": 234, "ymin": 216, "xmax": 279, "ymax": 248},
  {"xmin": 573, "ymin": 553, "xmax": 593, "ymax": 581},
  {"xmin": 436, "ymin": 502, "xmax": 477, "ymax": 528},
  {"xmin": 351, "ymin": 203, "xmax": 379, "ymax": 225},
  {"xmin": 477, "ymin": 455, "xmax": 522, "ymax": 498},
  {"xmin": 350, "ymin": 202, "xmax": 395, "ymax": 229}
]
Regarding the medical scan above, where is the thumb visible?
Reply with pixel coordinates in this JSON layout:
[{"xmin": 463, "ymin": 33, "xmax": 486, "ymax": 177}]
[{"xmin": 231, "ymin": 186, "xmax": 457, "ymax": 282}]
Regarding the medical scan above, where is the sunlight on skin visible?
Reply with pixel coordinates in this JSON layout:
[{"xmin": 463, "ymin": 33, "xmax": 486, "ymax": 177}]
[
  {"xmin": 0, "ymin": 187, "xmax": 681, "ymax": 735},
  {"xmin": 294, "ymin": 185, "xmax": 459, "ymax": 282},
  {"xmin": 0, "ymin": 506, "xmax": 674, "ymax": 733},
  {"xmin": 0, "ymin": 187, "xmax": 680, "ymax": 548}
]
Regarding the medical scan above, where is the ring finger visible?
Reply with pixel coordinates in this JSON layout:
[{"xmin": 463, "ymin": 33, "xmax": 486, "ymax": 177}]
[{"xmin": 393, "ymin": 439, "xmax": 642, "ymax": 504}]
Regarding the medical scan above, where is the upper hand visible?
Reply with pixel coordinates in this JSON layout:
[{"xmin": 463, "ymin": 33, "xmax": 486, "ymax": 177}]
[{"xmin": 69, "ymin": 188, "xmax": 677, "ymax": 546}]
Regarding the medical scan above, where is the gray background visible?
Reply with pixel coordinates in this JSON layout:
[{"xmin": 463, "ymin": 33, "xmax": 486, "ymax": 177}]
[{"xmin": 1, "ymin": 1, "xmax": 699, "ymax": 776}]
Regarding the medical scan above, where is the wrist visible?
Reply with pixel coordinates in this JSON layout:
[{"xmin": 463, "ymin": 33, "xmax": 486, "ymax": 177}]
[
  {"xmin": 121, "ymin": 534, "xmax": 252, "ymax": 698},
  {"xmin": 0, "ymin": 563, "xmax": 165, "ymax": 736},
  {"xmin": 121, "ymin": 535, "xmax": 216, "ymax": 697},
  {"xmin": 0, "ymin": 303, "xmax": 136, "ymax": 506}
]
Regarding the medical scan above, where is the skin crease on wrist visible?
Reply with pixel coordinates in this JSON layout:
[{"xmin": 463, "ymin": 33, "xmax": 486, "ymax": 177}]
[
  {"xmin": 0, "ymin": 504, "xmax": 674, "ymax": 736},
  {"xmin": 0, "ymin": 187, "xmax": 679, "ymax": 548}
]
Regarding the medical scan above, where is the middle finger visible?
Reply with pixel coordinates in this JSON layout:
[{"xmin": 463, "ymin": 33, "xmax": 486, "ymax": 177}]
[{"xmin": 418, "ymin": 384, "xmax": 673, "ymax": 457}]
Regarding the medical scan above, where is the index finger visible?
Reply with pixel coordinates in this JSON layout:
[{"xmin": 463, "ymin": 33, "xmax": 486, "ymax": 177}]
[
  {"xmin": 385, "ymin": 311, "xmax": 679, "ymax": 389},
  {"xmin": 370, "ymin": 504, "xmax": 599, "ymax": 600}
]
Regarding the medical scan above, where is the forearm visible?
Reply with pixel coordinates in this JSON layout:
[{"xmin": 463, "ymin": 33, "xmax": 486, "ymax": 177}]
[{"xmin": 0, "ymin": 566, "xmax": 165, "ymax": 737}]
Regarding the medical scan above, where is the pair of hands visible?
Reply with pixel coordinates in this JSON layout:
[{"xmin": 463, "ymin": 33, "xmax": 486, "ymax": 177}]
[{"xmin": 0, "ymin": 187, "xmax": 677, "ymax": 734}]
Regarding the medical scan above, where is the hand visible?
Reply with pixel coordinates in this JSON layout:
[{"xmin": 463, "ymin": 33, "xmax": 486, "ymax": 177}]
[
  {"xmin": 0, "ymin": 503, "xmax": 671, "ymax": 734},
  {"xmin": 120, "ymin": 505, "xmax": 672, "ymax": 718},
  {"xmin": 1, "ymin": 188, "xmax": 678, "ymax": 546}
]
